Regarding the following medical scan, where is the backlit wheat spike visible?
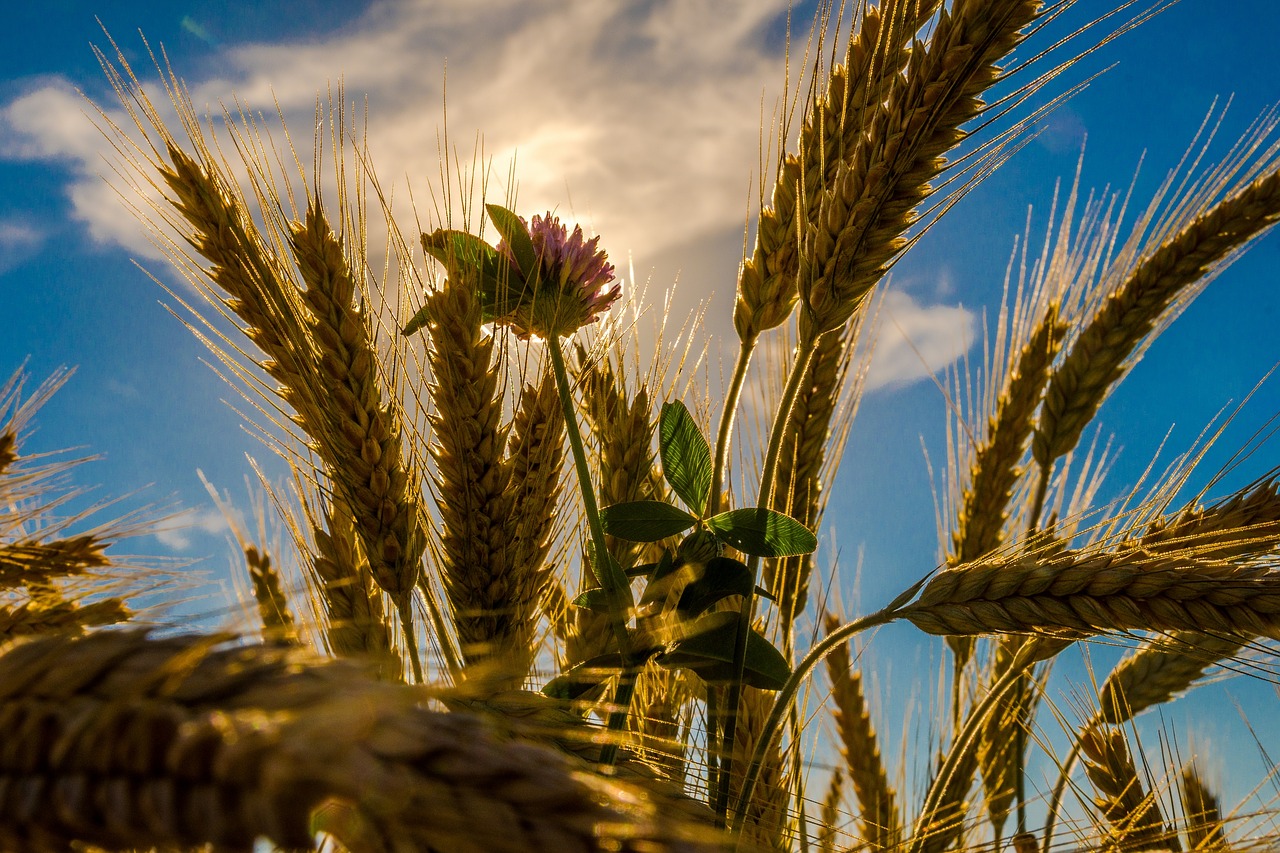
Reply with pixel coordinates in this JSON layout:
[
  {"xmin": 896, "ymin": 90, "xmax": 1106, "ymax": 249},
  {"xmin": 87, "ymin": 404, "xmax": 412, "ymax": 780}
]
[
  {"xmin": 1080, "ymin": 727, "xmax": 1175, "ymax": 852},
  {"xmin": 824, "ymin": 613, "xmax": 900, "ymax": 852},
  {"xmin": 568, "ymin": 349, "xmax": 664, "ymax": 669},
  {"xmin": 0, "ymin": 537, "xmax": 110, "ymax": 590},
  {"xmin": 1093, "ymin": 631, "xmax": 1245, "ymax": 727},
  {"xmin": 244, "ymin": 545, "xmax": 299, "ymax": 646},
  {"xmin": 766, "ymin": 326, "xmax": 851, "ymax": 626},
  {"xmin": 499, "ymin": 372, "xmax": 568, "ymax": 686},
  {"xmin": 947, "ymin": 304, "xmax": 1066, "ymax": 673},
  {"xmin": 0, "ymin": 598, "xmax": 129, "ymax": 640},
  {"xmin": 728, "ymin": 684, "xmax": 793, "ymax": 852},
  {"xmin": 1139, "ymin": 475, "xmax": 1280, "ymax": 563},
  {"xmin": 1035, "ymin": 169, "xmax": 1280, "ymax": 467},
  {"xmin": 630, "ymin": 662, "xmax": 692, "ymax": 784},
  {"xmin": 978, "ymin": 637, "xmax": 1033, "ymax": 841},
  {"xmin": 422, "ymin": 270, "xmax": 515, "ymax": 670},
  {"xmin": 953, "ymin": 310, "xmax": 1067, "ymax": 567},
  {"xmin": 1180, "ymin": 764, "xmax": 1229, "ymax": 852},
  {"xmin": 799, "ymin": 0, "xmax": 1043, "ymax": 343},
  {"xmin": 736, "ymin": 0, "xmax": 937, "ymax": 340},
  {"xmin": 289, "ymin": 203, "xmax": 426, "ymax": 603},
  {"xmin": 307, "ymin": 495, "xmax": 396, "ymax": 673},
  {"xmin": 818, "ymin": 767, "xmax": 844, "ymax": 853},
  {"xmin": 904, "ymin": 546, "xmax": 1280, "ymax": 639}
]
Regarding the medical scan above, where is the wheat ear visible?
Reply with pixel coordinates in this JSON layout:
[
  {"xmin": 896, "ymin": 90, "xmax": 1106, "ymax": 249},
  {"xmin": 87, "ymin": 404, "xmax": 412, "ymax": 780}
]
[
  {"xmin": 818, "ymin": 767, "xmax": 844, "ymax": 853},
  {"xmin": 736, "ymin": 0, "xmax": 936, "ymax": 340},
  {"xmin": 307, "ymin": 495, "xmax": 396, "ymax": 670},
  {"xmin": 0, "ymin": 598, "xmax": 129, "ymax": 640},
  {"xmin": 568, "ymin": 350, "xmax": 664, "ymax": 668},
  {"xmin": 0, "ymin": 630, "xmax": 729, "ymax": 853},
  {"xmin": 1180, "ymin": 764, "xmax": 1229, "ymax": 852},
  {"xmin": 799, "ymin": 0, "xmax": 1042, "ymax": 342},
  {"xmin": 1093, "ymin": 631, "xmax": 1245, "ymax": 727},
  {"xmin": 1035, "ymin": 169, "xmax": 1280, "ymax": 467},
  {"xmin": 766, "ymin": 328, "xmax": 852, "ymax": 628},
  {"xmin": 727, "ymin": 684, "xmax": 793, "ymax": 852},
  {"xmin": 1139, "ymin": 474, "xmax": 1280, "ymax": 562},
  {"xmin": 1079, "ymin": 727, "xmax": 1175, "ymax": 852},
  {"xmin": 904, "ymin": 546, "xmax": 1280, "ymax": 639},
  {"xmin": 494, "ymin": 372, "xmax": 569, "ymax": 684},
  {"xmin": 243, "ymin": 545, "xmax": 299, "ymax": 645},
  {"xmin": 422, "ymin": 270, "xmax": 516, "ymax": 669},
  {"xmin": 289, "ymin": 203, "xmax": 426, "ymax": 603},
  {"xmin": 823, "ymin": 613, "xmax": 900, "ymax": 852}
]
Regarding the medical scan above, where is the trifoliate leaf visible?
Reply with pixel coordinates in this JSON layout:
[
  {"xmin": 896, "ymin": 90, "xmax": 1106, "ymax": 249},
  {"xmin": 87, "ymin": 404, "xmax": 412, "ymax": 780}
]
[
  {"xmin": 705, "ymin": 508, "xmax": 817, "ymax": 557},
  {"xmin": 601, "ymin": 500, "xmax": 697, "ymax": 542},
  {"xmin": 659, "ymin": 400, "xmax": 713, "ymax": 515}
]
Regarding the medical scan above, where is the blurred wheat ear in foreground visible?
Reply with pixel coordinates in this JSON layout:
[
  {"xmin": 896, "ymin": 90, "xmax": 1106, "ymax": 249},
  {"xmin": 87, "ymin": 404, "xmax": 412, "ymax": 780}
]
[{"xmin": 4, "ymin": 1, "xmax": 1280, "ymax": 851}]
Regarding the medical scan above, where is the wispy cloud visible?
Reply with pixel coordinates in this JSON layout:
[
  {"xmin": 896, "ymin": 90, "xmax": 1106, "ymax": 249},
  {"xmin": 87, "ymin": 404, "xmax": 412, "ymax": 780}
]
[
  {"xmin": 0, "ymin": 218, "xmax": 45, "ymax": 274},
  {"xmin": 0, "ymin": 0, "xmax": 974, "ymax": 389},
  {"xmin": 151, "ymin": 504, "xmax": 232, "ymax": 552},
  {"xmin": 864, "ymin": 290, "xmax": 975, "ymax": 390}
]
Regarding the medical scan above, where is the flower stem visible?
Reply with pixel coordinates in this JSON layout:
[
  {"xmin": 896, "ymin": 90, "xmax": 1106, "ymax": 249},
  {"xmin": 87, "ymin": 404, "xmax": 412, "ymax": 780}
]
[{"xmin": 546, "ymin": 335, "xmax": 636, "ymax": 765}]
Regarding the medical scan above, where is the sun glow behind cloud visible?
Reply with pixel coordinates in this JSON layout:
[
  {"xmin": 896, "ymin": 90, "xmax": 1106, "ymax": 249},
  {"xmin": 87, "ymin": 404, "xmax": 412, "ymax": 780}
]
[{"xmin": 0, "ymin": 0, "xmax": 973, "ymax": 392}]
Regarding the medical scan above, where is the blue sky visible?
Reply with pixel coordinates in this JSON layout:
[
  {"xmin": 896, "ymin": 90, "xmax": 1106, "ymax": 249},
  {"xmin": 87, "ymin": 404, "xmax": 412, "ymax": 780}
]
[{"xmin": 2, "ymin": 0, "xmax": 1280, "ymax": 823}]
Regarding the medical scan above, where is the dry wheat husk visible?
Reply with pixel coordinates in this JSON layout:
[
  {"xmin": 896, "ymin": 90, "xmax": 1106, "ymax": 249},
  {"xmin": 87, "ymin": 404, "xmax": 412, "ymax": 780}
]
[{"xmin": 0, "ymin": 630, "xmax": 729, "ymax": 853}]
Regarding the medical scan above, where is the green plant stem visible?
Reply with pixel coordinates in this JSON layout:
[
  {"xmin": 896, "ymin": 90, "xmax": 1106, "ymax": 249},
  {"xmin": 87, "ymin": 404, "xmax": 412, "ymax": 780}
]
[
  {"xmin": 1041, "ymin": 739, "xmax": 1084, "ymax": 853},
  {"xmin": 547, "ymin": 335, "xmax": 637, "ymax": 765},
  {"xmin": 729, "ymin": 574, "xmax": 929, "ymax": 840},
  {"xmin": 717, "ymin": 335, "xmax": 819, "ymax": 822},
  {"xmin": 709, "ymin": 334, "xmax": 758, "ymax": 517},
  {"xmin": 397, "ymin": 598, "xmax": 425, "ymax": 684},
  {"xmin": 706, "ymin": 332, "xmax": 755, "ymax": 812},
  {"xmin": 905, "ymin": 641, "xmax": 1043, "ymax": 853}
]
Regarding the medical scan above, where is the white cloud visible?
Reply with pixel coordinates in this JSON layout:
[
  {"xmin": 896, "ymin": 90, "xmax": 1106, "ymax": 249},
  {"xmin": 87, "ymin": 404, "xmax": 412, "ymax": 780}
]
[
  {"xmin": 0, "ymin": 0, "xmax": 975, "ymax": 387},
  {"xmin": 0, "ymin": 218, "xmax": 44, "ymax": 273},
  {"xmin": 864, "ymin": 290, "xmax": 975, "ymax": 390},
  {"xmin": 151, "ymin": 505, "xmax": 232, "ymax": 552}
]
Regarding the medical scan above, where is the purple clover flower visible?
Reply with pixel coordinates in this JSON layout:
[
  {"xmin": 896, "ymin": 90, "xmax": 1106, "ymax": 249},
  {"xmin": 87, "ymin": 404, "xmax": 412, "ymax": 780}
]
[{"xmin": 496, "ymin": 212, "xmax": 621, "ymax": 339}]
